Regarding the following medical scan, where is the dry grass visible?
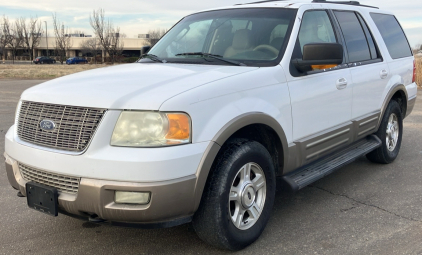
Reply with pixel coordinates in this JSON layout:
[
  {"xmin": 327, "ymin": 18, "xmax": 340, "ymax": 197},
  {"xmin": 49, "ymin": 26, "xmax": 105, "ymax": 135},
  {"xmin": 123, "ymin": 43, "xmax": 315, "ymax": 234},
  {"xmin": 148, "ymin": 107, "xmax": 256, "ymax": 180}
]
[
  {"xmin": 0, "ymin": 64, "xmax": 108, "ymax": 79},
  {"xmin": 416, "ymin": 55, "xmax": 422, "ymax": 88}
]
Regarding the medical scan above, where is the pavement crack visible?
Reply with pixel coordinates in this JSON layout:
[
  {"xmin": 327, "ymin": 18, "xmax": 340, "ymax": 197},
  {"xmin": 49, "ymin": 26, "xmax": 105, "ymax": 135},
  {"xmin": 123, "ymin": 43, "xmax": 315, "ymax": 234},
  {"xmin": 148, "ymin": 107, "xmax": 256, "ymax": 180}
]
[{"xmin": 310, "ymin": 185, "xmax": 422, "ymax": 223}]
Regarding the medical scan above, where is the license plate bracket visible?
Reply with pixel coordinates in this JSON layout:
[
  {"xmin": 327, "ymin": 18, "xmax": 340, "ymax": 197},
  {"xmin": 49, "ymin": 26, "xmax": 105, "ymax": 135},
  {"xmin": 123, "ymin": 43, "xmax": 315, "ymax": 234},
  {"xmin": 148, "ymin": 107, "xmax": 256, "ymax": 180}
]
[{"xmin": 26, "ymin": 182, "xmax": 58, "ymax": 216}]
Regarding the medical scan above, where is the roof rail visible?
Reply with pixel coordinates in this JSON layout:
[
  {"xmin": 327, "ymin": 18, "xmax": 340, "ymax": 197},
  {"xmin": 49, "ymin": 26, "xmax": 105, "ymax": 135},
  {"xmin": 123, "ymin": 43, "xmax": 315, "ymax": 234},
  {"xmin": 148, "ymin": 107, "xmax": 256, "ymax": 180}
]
[
  {"xmin": 312, "ymin": 0, "xmax": 379, "ymax": 9},
  {"xmin": 235, "ymin": 0, "xmax": 287, "ymax": 6}
]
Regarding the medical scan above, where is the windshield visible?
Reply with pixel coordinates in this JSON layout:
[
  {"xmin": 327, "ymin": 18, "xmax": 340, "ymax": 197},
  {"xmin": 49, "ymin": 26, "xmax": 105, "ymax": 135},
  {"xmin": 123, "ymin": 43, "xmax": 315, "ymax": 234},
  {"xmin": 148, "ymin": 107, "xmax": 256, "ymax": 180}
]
[{"xmin": 144, "ymin": 8, "xmax": 296, "ymax": 67}]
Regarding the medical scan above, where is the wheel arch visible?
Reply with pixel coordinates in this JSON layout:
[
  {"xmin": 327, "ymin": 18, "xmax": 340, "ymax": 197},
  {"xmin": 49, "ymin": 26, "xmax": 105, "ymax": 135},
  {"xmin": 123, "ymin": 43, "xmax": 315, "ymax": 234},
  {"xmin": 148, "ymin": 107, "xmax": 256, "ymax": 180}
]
[
  {"xmin": 377, "ymin": 84, "xmax": 408, "ymax": 130},
  {"xmin": 193, "ymin": 112, "xmax": 288, "ymax": 211}
]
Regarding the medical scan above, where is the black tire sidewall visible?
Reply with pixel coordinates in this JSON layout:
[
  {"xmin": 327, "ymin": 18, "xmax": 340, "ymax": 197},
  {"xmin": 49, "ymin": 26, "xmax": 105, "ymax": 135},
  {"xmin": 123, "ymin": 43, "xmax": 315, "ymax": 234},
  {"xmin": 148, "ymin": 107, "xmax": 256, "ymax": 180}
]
[
  {"xmin": 222, "ymin": 146, "xmax": 275, "ymax": 248},
  {"xmin": 376, "ymin": 101, "xmax": 403, "ymax": 162},
  {"xmin": 194, "ymin": 140, "xmax": 276, "ymax": 250}
]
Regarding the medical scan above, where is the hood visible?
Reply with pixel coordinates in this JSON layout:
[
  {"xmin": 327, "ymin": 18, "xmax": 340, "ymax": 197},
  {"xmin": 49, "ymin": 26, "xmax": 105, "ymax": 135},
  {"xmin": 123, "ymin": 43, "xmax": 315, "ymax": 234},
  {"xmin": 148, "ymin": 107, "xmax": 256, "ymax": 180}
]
[{"xmin": 21, "ymin": 63, "xmax": 258, "ymax": 110}]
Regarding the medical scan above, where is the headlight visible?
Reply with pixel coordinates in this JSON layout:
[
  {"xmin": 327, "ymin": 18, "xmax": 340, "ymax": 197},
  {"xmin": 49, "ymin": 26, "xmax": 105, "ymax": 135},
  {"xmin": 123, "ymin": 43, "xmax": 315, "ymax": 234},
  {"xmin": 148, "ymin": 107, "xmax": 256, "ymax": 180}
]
[{"xmin": 111, "ymin": 111, "xmax": 191, "ymax": 147}]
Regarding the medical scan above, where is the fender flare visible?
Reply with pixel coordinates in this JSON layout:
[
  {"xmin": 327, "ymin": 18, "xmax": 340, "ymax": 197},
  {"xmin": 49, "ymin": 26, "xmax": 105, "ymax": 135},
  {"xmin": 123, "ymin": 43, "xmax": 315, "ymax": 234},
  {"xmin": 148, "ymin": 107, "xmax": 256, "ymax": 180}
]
[
  {"xmin": 377, "ymin": 84, "xmax": 408, "ymax": 130},
  {"xmin": 192, "ymin": 112, "xmax": 289, "ymax": 211}
]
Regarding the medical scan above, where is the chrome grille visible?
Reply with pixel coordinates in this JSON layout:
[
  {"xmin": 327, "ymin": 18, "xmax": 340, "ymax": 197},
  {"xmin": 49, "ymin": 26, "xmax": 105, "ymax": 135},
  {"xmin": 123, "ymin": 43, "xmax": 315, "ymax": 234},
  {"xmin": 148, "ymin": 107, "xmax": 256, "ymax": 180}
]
[
  {"xmin": 19, "ymin": 163, "xmax": 80, "ymax": 194},
  {"xmin": 17, "ymin": 101, "xmax": 106, "ymax": 152}
]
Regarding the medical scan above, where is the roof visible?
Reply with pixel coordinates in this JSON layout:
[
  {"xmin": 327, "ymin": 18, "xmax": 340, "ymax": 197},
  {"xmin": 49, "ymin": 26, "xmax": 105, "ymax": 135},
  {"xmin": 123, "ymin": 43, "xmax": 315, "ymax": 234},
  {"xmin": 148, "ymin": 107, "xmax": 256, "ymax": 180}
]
[{"xmin": 196, "ymin": 0, "xmax": 382, "ymax": 14}]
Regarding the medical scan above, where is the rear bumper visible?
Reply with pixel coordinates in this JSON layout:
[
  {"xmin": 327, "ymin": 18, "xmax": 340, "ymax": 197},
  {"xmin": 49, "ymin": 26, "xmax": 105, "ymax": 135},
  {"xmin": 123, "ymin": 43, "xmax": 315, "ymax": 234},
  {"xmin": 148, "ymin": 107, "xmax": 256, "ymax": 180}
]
[
  {"xmin": 406, "ymin": 95, "xmax": 417, "ymax": 118},
  {"xmin": 4, "ymin": 153, "xmax": 197, "ymax": 226}
]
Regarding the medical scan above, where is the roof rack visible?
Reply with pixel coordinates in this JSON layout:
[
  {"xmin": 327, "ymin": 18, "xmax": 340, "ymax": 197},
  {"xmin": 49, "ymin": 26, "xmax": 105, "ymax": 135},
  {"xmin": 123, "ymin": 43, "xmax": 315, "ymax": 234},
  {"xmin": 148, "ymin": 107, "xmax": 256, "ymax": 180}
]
[
  {"xmin": 312, "ymin": 0, "xmax": 379, "ymax": 9},
  {"xmin": 235, "ymin": 0, "xmax": 287, "ymax": 6}
]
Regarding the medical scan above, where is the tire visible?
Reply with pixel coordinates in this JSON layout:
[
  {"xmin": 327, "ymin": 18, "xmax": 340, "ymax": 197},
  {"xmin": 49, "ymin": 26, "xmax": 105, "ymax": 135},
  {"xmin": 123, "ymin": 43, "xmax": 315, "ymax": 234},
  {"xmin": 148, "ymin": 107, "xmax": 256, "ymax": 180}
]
[
  {"xmin": 192, "ymin": 139, "xmax": 276, "ymax": 250},
  {"xmin": 366, "ymin": 100, "xmax": 403, "ymax": 164},
  {"xmin": 40, "ymin": 61, "xmax": 44, "ymax": 64}
]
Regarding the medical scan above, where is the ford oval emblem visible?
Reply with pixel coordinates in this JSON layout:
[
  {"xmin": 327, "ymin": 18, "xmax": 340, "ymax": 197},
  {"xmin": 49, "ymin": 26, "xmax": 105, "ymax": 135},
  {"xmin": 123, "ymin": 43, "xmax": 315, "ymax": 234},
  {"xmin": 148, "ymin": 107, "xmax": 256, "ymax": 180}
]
[{"xmin": 40, "ymin": 119, "xmax": 56, "ymax": 131}]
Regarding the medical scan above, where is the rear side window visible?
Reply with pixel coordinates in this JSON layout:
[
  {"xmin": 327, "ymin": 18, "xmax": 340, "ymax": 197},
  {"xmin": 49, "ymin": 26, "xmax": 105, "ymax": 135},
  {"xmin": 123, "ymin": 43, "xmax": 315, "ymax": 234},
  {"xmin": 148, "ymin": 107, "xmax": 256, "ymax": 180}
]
[
  {"xmin": 370, "ymin": 13, "xmax": 412, "ymax": 59},
  {"xmin": 334, "ymin": 11, "xmax": 372, "ymax": 63},
  {"xmin": 356, "ymin": 13, "xmax": 379, "ymax": 60}
]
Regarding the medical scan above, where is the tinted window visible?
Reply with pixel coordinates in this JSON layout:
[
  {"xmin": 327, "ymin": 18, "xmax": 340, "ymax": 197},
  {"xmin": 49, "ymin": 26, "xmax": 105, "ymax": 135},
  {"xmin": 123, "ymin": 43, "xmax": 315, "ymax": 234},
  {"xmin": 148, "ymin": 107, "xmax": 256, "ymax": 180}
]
[
  {"xmin": 370, "ymin": 13, "xmax": 412, "ymax": 59},
  {"xmin": 356, "ymin": 14, "xmax": 379, "ymax": 59},
  {"xmin": 334, "ymin": 11, "xmax": 371, "ymax": 63},
  {"xmin": 298, "ymin": 11, "xmax": 337, "ymax": 53}
]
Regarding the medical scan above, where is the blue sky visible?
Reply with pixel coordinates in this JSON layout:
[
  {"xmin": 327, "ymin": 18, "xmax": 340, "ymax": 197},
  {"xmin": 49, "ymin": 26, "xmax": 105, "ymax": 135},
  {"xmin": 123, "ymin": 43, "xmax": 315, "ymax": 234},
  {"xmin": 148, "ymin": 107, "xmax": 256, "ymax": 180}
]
[{"xmin": 1, "ymin": 0, "xmax": 421, "ymax": 47}]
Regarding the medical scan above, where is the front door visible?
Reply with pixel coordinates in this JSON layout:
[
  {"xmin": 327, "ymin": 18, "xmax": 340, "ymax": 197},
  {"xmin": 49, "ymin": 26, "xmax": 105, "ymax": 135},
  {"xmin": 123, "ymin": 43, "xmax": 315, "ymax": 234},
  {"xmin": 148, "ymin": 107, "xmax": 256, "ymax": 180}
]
[{"xmin": 287, "ymin": 10, "xmax": 353, "ymax": 142}]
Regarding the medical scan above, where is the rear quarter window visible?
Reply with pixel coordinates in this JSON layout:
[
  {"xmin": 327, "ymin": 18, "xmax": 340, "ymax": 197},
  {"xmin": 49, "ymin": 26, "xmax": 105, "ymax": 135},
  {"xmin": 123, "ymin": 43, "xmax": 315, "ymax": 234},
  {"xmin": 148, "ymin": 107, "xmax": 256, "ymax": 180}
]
[{"xmin": 370, "ymin": 13, "xmax": 412, "ymax": 59}]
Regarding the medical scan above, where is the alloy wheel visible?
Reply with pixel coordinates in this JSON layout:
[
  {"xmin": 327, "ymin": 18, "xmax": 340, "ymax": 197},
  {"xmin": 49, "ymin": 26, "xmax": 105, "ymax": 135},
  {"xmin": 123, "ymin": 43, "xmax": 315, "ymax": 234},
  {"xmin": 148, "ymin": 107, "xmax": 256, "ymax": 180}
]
[{"xmin": 229, "ymin": 162, "xmax": 266, "ymax": 230}]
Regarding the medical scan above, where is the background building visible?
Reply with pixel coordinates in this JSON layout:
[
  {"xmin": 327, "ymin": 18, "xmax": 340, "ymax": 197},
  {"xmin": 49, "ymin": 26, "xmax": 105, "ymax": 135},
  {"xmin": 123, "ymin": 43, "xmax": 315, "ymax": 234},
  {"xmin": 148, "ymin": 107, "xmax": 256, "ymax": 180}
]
[{"xmin": 2, "ymin": 36, "xmax": 148, "ymax": 61}]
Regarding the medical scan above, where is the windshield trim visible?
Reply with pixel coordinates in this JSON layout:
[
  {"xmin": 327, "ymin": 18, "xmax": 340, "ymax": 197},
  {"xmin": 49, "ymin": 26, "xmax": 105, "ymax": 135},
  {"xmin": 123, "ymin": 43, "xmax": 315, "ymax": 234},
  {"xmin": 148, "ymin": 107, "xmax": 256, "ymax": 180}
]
[{"xmin": 144, "ymin": 8, "xmax": 298, "ymax": 67}]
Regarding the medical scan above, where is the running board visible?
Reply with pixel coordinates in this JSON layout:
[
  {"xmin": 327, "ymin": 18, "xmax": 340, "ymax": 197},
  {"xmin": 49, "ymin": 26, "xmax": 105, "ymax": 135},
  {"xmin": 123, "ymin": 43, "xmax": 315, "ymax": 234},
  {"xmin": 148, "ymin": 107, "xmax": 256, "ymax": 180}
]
[{"xmin": 283, "ymin": 135, "xmax": 381, "ymax": 192}]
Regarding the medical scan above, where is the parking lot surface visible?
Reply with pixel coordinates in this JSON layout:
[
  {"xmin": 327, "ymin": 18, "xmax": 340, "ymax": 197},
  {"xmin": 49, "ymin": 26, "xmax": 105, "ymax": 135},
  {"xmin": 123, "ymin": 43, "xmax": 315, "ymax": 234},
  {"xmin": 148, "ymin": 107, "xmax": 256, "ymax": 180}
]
[
  {"xmin": 1, "ymin": 61, "xmax": 60, "ymax": 65},
  {"xmin": 1, "ymin": 79, "xmax": 422, "ymax": 254}
]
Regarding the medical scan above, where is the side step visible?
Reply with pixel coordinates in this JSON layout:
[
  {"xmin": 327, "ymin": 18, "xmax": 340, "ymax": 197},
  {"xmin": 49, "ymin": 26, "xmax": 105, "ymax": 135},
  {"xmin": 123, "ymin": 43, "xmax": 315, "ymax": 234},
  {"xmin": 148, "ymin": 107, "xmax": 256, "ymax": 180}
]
[{"xmin": 282, "ymin": 135, "xmax": 381, "ymax": 192}]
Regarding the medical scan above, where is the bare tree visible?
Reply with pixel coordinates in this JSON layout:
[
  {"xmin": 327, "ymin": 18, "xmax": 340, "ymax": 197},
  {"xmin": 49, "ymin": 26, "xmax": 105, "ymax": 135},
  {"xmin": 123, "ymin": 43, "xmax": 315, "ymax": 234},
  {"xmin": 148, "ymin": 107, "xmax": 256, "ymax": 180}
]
[
  {"xmin": 0, "ymin": 21, "xmax": 6, "ymax": 62},
  {"xmin": 90, "ymin": 9, "xmax": 123, "ymax": 64},
  {"xmin": 80, "ymin": 38, "xmax": 101, "ymax": 63},
  {"xmin": 52, "ymin": 13, "xmax": 72, "ymax": 64},
  {"xmin": 2, "ymin": 16, "xmax": 24, "ymax": 64},
  {"xmin": 19, "ymin": 17, "xmax": 43, "ymax": 61},
  {"xmin": 146, "ymin": 28, "xmax": 167, "ymax": 46}
]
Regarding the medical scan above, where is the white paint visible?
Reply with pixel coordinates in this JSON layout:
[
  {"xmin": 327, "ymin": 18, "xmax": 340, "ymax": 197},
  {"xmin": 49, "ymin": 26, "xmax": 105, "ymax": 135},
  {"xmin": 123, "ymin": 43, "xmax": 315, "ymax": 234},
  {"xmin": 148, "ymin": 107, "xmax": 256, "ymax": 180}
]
[{"xmin": 5, "ymin": 2, "xmax": 416, "ymax": 186}]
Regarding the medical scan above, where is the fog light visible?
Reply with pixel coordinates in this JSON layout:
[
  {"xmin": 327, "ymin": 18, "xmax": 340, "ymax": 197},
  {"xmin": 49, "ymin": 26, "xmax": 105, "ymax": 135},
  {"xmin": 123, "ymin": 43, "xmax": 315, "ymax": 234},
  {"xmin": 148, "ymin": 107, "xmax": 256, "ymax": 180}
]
[{"xmin": 115, "ymin": 191, "xmax": 150, "ymax": 205}]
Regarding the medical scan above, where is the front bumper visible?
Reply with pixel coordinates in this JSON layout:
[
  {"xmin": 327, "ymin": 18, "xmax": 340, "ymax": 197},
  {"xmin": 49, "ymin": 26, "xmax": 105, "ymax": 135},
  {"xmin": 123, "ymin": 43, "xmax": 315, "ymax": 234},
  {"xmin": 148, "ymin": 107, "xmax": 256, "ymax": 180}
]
[
  {"xmin": 4, "ymin": 108, "xmax": 217, "ymax": 226},
  {"xmin": 5, "ymin": 153, "xmax": 197, "ymax": 225}
]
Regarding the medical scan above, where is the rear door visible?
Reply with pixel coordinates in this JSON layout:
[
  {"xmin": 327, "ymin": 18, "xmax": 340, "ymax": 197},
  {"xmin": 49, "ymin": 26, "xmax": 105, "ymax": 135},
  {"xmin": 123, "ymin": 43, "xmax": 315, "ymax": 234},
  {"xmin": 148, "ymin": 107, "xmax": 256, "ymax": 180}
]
[{"xmin": 332, "ymin": 10, "xmax": 389, "ymax": 138}]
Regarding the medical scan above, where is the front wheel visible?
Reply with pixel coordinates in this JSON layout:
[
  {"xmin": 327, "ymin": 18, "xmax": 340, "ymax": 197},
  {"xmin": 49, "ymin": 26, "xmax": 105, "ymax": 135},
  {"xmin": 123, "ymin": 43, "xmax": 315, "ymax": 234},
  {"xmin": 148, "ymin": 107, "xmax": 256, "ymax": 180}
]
[
  {"xmin": 367, "ymin": 100, "xmax": 403, "ymax": 164},
  {"xmin": 193, "ymin": 139, "xmax": 276, "ymax": 250}
]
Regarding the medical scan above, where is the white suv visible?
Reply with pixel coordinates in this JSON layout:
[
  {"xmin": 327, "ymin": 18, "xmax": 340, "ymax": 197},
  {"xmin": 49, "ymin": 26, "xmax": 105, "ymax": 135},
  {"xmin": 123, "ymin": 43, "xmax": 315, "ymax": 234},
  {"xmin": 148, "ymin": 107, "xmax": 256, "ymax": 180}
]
[{"xmin": 4, "ymin": 0, "xmax": 417, "ymax": 250}]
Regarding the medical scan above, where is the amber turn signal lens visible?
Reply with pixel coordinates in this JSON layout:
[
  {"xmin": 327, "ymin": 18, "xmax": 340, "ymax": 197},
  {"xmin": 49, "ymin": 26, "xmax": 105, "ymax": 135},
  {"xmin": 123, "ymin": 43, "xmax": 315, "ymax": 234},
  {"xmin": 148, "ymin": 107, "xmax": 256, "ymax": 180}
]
[{"xmin": 165, "ymin": 113, "xmax": 190, "ymax": 141}]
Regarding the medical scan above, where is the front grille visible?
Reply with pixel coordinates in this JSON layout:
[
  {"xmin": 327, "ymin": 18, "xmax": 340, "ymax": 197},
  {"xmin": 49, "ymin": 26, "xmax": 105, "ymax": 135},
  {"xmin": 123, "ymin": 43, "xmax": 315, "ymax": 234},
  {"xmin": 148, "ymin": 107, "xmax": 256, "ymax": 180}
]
[
  {"xmin": 19, "ymin": 163, "xmax": 80, "ymax": 194},
  {"xmin": 17, "ymin": 101, "xmax": 106, "ymax": 152}
]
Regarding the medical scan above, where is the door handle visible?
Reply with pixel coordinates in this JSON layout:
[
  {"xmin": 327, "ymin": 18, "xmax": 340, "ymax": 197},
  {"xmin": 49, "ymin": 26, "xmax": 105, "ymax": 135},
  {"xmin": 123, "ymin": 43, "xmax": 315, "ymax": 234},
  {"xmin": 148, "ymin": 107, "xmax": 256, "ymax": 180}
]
[
  {"xmin": 380, "ymin": 69, "xmax": 388, "ymax": 79},
  {"xmin": 336, "ymin": 78, "xmax": 348, "ymax": 90}
]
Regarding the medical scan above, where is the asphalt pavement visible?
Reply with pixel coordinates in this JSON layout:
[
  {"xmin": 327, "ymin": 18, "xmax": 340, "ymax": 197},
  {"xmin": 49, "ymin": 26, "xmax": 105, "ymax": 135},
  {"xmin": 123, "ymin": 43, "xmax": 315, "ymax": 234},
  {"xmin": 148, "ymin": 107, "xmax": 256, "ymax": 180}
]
[{"xmin": 1, "ymin": 79, "xmax": 422, "ymax": 254}]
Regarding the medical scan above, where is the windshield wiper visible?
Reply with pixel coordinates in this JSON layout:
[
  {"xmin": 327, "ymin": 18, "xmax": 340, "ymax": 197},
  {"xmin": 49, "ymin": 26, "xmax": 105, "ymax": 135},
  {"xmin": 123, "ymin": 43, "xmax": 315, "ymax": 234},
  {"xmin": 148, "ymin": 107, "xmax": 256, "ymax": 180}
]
[
  {"xmin": 141, "ymin": 54, "xmax": 167, "ymax": 63},
  {"xmin": 175, "ymin": 52, "xmax": 246, "ymax": 66}
]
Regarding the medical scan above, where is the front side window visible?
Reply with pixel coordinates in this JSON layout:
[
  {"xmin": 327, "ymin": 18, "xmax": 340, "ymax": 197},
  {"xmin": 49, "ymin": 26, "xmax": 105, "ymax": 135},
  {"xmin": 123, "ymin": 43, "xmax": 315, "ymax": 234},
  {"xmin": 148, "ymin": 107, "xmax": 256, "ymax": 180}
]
[
  {"xmin": 298, "ymin": 10, "xmax": 337, "ymax": 53},
  {"xmin": 370, "ymin": 13, "xmax": 412, "ymax": 59},
  {"xmin": 144, "ymin": 8, "xmax": 297, "ymax": 67},
  {"xmin": 290, "ymin": 10, "xmax": 340, "ymax": 76}
]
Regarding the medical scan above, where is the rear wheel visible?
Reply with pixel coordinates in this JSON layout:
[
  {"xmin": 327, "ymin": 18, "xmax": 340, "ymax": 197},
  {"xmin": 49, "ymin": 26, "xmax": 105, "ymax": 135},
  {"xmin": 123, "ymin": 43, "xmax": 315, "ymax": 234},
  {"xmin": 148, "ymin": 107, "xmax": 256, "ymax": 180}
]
[
  {"xmin": 193, "ymin": 139, "xmax": 276, "ymax": 250},
  {"xmin": 367, "ymin": 100, "xmax": 403, "ymax": 164}
]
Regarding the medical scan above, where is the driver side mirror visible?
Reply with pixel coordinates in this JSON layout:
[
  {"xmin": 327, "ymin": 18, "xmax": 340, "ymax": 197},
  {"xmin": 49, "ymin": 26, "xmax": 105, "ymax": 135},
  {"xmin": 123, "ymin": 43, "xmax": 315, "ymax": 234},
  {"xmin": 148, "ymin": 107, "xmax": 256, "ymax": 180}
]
[{"xmin": 292, "ymin": 43, "xmax": 343, "ymax": 72}]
